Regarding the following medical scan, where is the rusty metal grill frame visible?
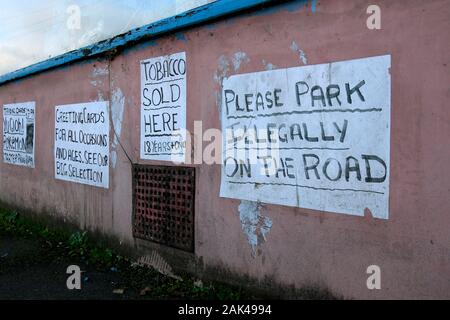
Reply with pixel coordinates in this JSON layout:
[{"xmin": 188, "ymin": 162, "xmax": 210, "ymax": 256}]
[{"xmin": 132, "ymin": 164, "xmax": 195, "ymax": 252}]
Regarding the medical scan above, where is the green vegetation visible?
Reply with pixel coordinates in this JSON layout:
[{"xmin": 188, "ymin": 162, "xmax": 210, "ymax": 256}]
[
  {"xmin": 0, "ymin": 207, "xmax": 251, "ymax": 299},
  {"xmin": 0, "ymin": 207, "xmax": 337, "ymax": 300}
]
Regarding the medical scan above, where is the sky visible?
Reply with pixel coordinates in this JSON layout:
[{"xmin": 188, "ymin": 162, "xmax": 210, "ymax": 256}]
[{"xmin": 0, "ymin": 0, "xmax": 213, "ymax": 76}]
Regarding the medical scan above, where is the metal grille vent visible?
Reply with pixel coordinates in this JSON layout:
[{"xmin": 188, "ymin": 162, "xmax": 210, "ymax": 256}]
[{"xmin": 133, "ymin": 165, "xmax": 195, "ymax": 252}]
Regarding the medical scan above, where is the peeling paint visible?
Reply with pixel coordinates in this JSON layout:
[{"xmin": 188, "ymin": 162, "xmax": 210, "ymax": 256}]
[
  {"xmin": 290, "ymin": 41, "xmax": 308, "ymax": 65},
  {"xmin": 232, "ymin": 51, "xmax": 250, "ymax": 72},
  {"xmin": 110, "ymin": 150, "xmax": 118, "ymax": 169},
  {"xmin": 91, "ymin": 66, "xmax": 109, "ymax": 102},
  {"xmin": 214, "ymin": 55, "xmax": 231, "ymax": 84},
  {"xmin": 96, "ymin": 92, "xmax": 105, "ymax": 102},
  {"xmin": 214, "ymin": 55, "xmax": 231, "ymax": 114},
  {"xmin": 238, "ymin": 200, "xmax": 273, "ymax": 257},
  {"xmin": 214, "ymin": 51, "xmax": 250, "ymax": 83},
  {"xmin": 262, "ymin": 59, "xmax": 277, "ymax": 70},
  {"xmin": 110, "ymin": 87, "xmax": 125, "ymax": 168},
  {"xmin": 214, "ymin": 52, "xmax": 251, "ymax": 113},
  {"xmin": 90, "ymin": 80, "xmax": 102, "ymax": 87},
  {"xmin": 92, "ymin": 66, "xmax": 109, "ymax": 77}
]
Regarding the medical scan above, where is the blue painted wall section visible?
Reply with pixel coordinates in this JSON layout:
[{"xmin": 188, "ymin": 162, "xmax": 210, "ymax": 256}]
[{"xmin": 0, "ymin": 0, "xmax": 281, "ymax": 85}]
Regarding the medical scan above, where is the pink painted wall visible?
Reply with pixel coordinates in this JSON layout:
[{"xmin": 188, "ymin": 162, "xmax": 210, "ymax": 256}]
[{"xmin": 0, "ymin": 0, "xmax": 449, "ymax": 299}]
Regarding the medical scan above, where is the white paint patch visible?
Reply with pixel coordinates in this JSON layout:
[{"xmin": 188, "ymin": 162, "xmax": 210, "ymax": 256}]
[
  {"xmin": 262, "ymin": 60, "xmax": 277, "ymax": 70},
  {"xmin": 214, "ymin": 55, "xmax": 231, "ymax": 84},
  {"xmin": 111, "ymin": 88, "xmax": 125, "ymax": 146},
  {"xmin": 214, "ymin": 55, "xmax": 232, "ymax": 115},
  {"xmin": 91, "ymin": 66, "xmax": 109, "ymax": 102},
  {"xmin": 110, "ymin": 150, "xmax": 118, "ymax": 169},
  {"xmin": 110, "ymin": 87, "xmax": 125, "ymax": 168},
  {"xmin": 232, "ymin": 52, "xmax": 250, "ymax": 72},
  {"xmin": 96, "ymin": 92, "xmax": 105, "ymax": 102},
  {"xmin": 92, "ymin": 66, "xmax": 109, "ymax": 77},
  {"xmin": 214, "ymin": 53, "xmax": 250, "ymax": 114},
  {"xmin": 90, "ymin": 80, "xmax": 102, "ymax": 87},
  {"xmin": 290, "ymin": 41, "xmax": 308, "ymax": 65},
  {"xmin": 238, "ymin": 200, "xmax": 273, "ymax": 257}
]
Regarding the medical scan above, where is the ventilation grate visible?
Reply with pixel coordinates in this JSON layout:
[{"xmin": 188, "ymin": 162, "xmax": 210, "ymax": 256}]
[{"xmin": 132, "ymin": 165, "xmax": 195, "ymax": 252}]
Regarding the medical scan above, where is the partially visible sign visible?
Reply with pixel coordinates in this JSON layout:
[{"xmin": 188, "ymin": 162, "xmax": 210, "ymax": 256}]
[
  {"xmin": 54, "ymin": 101, "xmax": 109, "ymax": 189},
  {"xmin": 140, "ymin": 52, "xmax": 187, "ymax": 162},
  {"xmin": 220, "ymin": 55, "xmax": 391, "ymax": 219},
  {"xmin": 3, "ymin": 102, "xmax": 35, "ymax": 168}
]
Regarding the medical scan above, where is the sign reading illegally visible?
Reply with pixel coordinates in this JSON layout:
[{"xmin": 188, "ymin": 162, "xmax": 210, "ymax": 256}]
[
  {"xmin": 140, "ymin": 52, "xmax": 187, "ymax": 162},
  {"xmin": 220, "ymin": 55, "xmax": 391, "ymax": 219},
  {"xmin": 55, "ymin": 101, "xmax": 110, "ymax": 189},
  {"xmin": 3, "ymin": 102, "xmax": 35, "ymax": 168}
]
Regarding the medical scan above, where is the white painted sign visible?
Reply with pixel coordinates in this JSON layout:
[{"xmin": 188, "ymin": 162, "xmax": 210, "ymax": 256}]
[
  {"xmin": 3, "ymin": 102, "xmax": 35, "ymax": 168},
  {"xmin": 55, "ymin": 101, "xmax": 110, "ymax": 189},
  {"xmin": 220, "ymin": 55, "xmax": 391, "ymax": 219},
  {"xmin": 140, "ymin": 52, "xmax": 187, "ymax": 162}
]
